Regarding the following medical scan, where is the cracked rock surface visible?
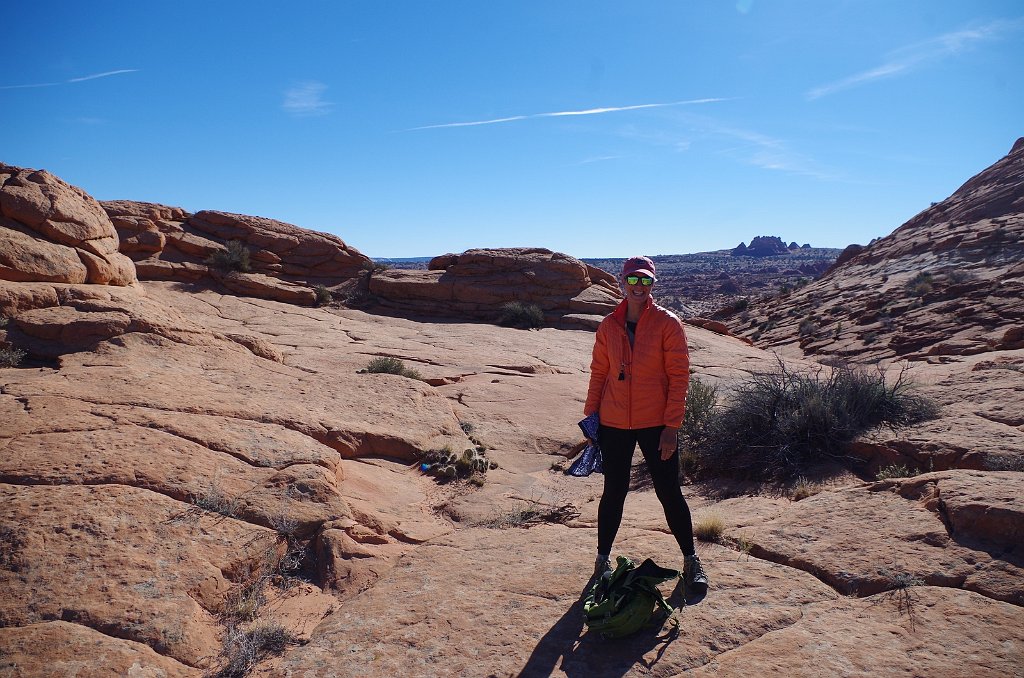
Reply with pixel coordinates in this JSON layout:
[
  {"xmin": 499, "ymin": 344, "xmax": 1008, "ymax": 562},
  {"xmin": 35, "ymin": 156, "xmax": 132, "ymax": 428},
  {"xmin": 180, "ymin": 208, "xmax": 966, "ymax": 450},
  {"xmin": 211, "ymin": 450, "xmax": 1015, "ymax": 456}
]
[{"xmin": 1, "ymin": 278, "xmax": 1021, "ymax": 676}]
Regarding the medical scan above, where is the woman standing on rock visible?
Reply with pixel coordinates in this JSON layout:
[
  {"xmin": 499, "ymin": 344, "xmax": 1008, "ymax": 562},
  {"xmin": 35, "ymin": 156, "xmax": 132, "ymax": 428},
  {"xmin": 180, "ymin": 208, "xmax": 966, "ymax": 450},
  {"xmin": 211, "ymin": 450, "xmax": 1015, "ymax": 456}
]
[{"xmin": 584, "ymin": 255, "xmax": 708, "ymax": 592}]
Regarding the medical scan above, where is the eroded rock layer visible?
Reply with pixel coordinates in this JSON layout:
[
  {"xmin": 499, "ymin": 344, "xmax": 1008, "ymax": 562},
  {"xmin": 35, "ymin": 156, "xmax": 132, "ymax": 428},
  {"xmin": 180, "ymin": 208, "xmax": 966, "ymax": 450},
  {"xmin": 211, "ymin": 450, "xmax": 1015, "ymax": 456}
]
[{"xmin": 726, "ymin": 138, "xmax": 1024, "ymax": 361}]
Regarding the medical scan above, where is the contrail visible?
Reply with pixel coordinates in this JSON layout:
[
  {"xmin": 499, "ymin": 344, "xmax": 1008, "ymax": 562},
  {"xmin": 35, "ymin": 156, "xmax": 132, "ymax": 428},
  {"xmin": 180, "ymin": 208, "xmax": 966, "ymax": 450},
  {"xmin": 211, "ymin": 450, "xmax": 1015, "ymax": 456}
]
[
  {"xmin": 406, "ymin": 98, "xmax": 730, "ymax": 131},
  {"xmin": 0, "ymin": 69, "xmax": 139, "ymax": 90}
]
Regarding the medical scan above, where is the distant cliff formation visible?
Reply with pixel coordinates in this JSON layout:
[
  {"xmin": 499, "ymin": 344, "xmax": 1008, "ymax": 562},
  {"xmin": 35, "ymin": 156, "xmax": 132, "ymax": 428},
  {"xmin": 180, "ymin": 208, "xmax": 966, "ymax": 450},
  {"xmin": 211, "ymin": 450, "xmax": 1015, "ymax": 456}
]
[{"xmin": 732, "ymin": 235, "xmax": 811, "ymax": 257}]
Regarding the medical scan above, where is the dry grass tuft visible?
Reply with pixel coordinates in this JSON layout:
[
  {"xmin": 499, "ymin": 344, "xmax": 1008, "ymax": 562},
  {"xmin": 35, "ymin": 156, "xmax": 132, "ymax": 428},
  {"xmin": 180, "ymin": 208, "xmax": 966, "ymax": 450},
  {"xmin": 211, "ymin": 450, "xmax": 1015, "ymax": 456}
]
[{"xmin": 692, "ymin": 513, "xmax": 726, "ymax": 543}]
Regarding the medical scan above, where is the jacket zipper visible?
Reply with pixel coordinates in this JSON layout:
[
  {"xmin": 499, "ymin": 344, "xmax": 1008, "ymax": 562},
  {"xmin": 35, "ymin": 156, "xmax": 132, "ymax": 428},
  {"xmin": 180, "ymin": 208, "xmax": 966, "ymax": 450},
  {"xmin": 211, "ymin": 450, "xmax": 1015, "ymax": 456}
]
[{"xmin": 622, "ymin": 322, "xmax": 633, "ymax": 430}]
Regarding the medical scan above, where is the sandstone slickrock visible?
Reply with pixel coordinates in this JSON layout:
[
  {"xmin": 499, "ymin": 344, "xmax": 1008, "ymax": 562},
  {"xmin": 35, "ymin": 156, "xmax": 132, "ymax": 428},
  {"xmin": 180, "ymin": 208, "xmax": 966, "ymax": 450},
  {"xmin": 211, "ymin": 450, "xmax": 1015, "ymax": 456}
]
[
  {"xmin": 727, "ymin": 138, "xmax": 1024, "ymax": 361},
  {"xmin": 1, "ymin": 160, "xmax": 1021, "ymax": 676},
  {"xmin": 102, "ymin": 199, "xmax": 371, "ymax": 305},
  {"xmin": 1, "ymin": 164, "xmax": 136, "ymax": 286},
  {"xmin": 368, "ymin": 247, "xmax": 621, "ymax": 327}
]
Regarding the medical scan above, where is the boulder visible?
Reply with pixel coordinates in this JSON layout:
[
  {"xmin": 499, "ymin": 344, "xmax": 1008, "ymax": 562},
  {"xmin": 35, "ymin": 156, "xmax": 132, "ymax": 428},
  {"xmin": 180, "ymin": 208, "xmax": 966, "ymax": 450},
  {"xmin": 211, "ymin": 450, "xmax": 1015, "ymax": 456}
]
[
  {"xmin": 0, "ymin": 164, "xmax": 137, "ymax": 286},
  {"xmin": 369, "ymin": 247, "xmax": 620, "ymax": 325}
]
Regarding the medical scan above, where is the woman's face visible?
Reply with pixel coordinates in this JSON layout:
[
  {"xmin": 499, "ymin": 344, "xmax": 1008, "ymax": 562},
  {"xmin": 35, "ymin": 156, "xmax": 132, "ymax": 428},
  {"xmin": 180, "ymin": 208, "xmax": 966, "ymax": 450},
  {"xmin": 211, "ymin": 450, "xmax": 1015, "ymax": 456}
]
[{"xmin": 623, "ymin": 273, "xmax": 654, "ymax": 303}]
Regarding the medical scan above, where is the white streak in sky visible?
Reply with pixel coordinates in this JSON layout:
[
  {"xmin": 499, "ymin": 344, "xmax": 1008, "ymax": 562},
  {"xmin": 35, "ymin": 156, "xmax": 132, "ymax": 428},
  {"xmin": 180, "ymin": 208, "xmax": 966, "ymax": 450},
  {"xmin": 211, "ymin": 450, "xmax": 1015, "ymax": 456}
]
[
  {"xmin": 406, "ymin": 98, "xmax": 730, "ymax": 131},
  {"xmin": 807, "ymin": 18, "xmax": 1024, "ymax": 100},
  {"xmin": 0, "ymin": 69, "xmax": 139, "ymax": 90},
  {"xmin": 283, "ymin": 81, "xmax": 334, "ymax": 117}
]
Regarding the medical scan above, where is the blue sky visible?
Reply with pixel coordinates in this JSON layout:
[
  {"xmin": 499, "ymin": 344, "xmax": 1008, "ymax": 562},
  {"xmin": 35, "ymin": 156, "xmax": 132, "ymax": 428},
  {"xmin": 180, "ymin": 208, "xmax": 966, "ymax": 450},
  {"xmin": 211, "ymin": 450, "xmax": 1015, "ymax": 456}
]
[{"xmin": 4, "ymin": 2, "xmax": 1022, "ymax": 258}]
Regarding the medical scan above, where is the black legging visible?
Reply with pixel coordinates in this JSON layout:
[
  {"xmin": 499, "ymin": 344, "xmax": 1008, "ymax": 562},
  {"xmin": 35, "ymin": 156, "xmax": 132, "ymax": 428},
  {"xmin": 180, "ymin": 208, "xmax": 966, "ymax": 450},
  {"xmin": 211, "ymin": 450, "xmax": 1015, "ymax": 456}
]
[{"xmin": 597, "ymin": 425, "xmax": 695, "ymax": 557}]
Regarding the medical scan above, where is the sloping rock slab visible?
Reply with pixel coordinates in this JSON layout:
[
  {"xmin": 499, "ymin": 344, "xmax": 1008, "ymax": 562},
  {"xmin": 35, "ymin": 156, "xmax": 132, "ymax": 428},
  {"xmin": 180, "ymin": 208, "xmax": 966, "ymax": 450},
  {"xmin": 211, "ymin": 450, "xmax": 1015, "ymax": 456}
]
[
  {"xmin": 741, "ymin": 471, "xmax": 1024, "ymax": 604},
  {"xmin": 687, "ymin": 586, "xmax": 1024, "ymax": 677},
  {"xmin": 0, "ymin": 621, "xmax": 199, "ymax": 678},
  {"xmin": 0, "ymin": 483, "xmax": 274, "ymax": 669}
]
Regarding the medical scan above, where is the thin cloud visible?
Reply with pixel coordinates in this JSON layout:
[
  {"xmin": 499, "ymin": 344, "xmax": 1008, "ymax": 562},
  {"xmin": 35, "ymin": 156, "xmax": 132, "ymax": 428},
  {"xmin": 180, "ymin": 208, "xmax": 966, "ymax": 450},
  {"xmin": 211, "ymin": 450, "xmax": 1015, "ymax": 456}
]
[
  {"xmin": 0, "ymin": 69, "xmax": 139, "ymax": 90},
  {"xmin": 283, "ymin": 81, "xmax": 334, "ymax": 117},
  {"xmin": 807, "ymin": 18, "xmax": 1024, "ymax": 100},
  {"xmin": 406, "ymin": 98, "xmax": 730, "ymax": 131}
]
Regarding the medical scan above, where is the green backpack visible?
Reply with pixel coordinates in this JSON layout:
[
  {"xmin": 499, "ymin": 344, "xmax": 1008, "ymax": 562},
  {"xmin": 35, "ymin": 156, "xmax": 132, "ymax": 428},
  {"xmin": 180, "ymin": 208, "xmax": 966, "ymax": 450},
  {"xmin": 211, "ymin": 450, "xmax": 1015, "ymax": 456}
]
[{"xmin": 583, "ymin": 556, "xmax": 681, "ymax": 639}]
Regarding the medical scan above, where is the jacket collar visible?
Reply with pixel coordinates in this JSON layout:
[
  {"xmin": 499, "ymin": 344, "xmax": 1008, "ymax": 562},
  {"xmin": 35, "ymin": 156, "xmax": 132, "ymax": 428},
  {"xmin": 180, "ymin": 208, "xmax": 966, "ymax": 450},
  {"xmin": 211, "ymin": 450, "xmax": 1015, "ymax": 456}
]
[{"xmin": 611, "ymin": 296, "xmax": 653, "ymax": 326}]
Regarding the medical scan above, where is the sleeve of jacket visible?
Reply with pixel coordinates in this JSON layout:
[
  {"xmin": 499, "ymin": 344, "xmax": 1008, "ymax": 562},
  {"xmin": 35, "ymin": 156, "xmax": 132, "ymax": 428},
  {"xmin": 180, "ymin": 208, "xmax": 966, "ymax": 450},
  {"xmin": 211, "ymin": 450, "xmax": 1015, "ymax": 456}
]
[
  {"xmin": 661, "ymin": 315, "xmax": 690, "ymax": 428},
  {"xmin": 584, "ymin": 322, "xmax": 610, "ymax": 417}
]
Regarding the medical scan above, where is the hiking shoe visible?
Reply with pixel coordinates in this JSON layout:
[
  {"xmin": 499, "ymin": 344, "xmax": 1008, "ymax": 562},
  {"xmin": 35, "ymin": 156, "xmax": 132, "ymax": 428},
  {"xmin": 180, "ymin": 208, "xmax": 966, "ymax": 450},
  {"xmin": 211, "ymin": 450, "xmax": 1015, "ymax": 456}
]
[
  {"xmin": 684, "ymin": 554, "xmax": 709, "ymax": 592},
  {"xmin": 594, "ymin": 555, "xmax": 612, "ymax": 578}
]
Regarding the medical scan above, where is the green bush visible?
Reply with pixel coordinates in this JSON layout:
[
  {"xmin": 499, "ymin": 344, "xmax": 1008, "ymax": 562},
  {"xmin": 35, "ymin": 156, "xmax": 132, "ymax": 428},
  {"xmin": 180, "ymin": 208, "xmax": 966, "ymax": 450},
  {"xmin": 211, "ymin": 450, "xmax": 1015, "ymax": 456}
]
[
  {"xmin": 0, "ymin": 346, "xmax": 26, "ymax": 368},
  {"xmin": 313, "ymin": 284, "xmax": 332, "ymax": 306},
  {"xmin": 365, "ymin": 356, "xmax": 422, "ymax": 380},
  {"xmin": 690, "ymin": 361, "xmax": 940, "ymax": 481},
  {"xmin": 497, "ymin": 301, "xmax": 544, "ymax": 329},
  {"xmin": 876, "ymin": 463, "xmax": 918, "ymax": 480},
  {"xmin": 680, "ymin": 377, "xmax": 718, "ymax": 451},
  {"xmin": 206, "ymin": 240, "xmax": 252, "ymax": 272}
]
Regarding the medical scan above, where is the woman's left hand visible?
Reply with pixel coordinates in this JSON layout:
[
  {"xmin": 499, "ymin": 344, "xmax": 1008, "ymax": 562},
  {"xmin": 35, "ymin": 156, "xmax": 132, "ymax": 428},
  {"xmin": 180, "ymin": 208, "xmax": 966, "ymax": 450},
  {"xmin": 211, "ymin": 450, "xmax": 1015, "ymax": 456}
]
[{"xmin": 659, "ymin": 427, "xmax": 679, "ymax": 461}]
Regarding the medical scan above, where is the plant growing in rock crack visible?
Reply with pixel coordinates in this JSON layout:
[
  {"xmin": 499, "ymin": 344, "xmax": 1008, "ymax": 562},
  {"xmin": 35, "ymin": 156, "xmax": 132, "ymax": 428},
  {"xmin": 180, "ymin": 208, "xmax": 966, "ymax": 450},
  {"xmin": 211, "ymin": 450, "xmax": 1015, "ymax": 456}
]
[
  {"xmin": 214, "ymin": 621, "xmax": 296, "ymax": 678},
  {"xmin": 206, "ymin": 240, "xmax": 252, "ymax": 273},
  {"xmin": 875, "ymin": 463, "xmax": 918, "ymax": 480},
  {"xmin": 363, "ymin": 356, "xmax": 423, "ymax": 381},
  {"xmin": 190, "ymin": 479, "xmax": 241, "ymax": 519},
  {"xmin": 876, "ymin": 569, "xmax": 924, "ymax": 630}
]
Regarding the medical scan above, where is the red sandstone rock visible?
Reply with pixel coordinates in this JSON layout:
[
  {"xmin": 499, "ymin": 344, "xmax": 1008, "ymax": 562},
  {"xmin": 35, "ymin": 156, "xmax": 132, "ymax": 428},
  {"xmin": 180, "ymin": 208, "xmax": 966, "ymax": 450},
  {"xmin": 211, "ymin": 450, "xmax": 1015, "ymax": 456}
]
[
  {"xmin": 369, "ymin": 247, "xmax": 620, "ymax": 325},
  {"xmin": 1, "ymin": 164, "xmax": 136, "ymax": 286},
  {"xmin": 731, "ymin": 138, "xmax": 1024, "ymax": 361}
]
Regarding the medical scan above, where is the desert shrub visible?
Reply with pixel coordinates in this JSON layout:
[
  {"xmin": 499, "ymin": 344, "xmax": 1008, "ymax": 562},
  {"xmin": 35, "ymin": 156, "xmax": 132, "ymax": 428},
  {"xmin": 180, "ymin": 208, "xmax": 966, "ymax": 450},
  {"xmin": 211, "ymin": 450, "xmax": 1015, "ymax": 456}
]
[
  {"xmin": 692, "ymin": 513, "xmax": 725, "ymax": 542},
  {"xmin": 497, "ymin": 301, "xmax": 544, "ymax": 329},
  {"xmin": 0, "ymin": 346, "xmax": 27, "ymax": 368},
  {"xmin": 365, "ymin": 356, "xmax": 422, "ymax": 380},
  {"xmin": 363, "ymin": 260, "xmax": 392, "ymax": 273},
  {"xmin": 680, "ymin": 377, "xmax": 718, "ymax": 451},
  {"xmin": 481, "ymin": 499, "xmax": 580, "ymax": 529},
  {"xmin": 313, "ymin": 284, "xmax": 332, "ymax": 306},
  {"xmin": 905, "ymin": 272, "xmax": 933, "ymax": 297},
  {"xmin": 798, "ymin": 319, "xmax": 819, "ymax": 337},
  {"xmin": 944, "ymin": 269, "xmax": 975, "ymax": 285},
  {"xmin": 206, "ymin": 240, "xmax": 252, "ymax": 273},
  {"xmin": 875, "ymin": 463, "xmax": 918, "ymax": 480},
  {"xmin": 689, "ymin": 360, "xmax": 940, "ymax": 481},
  {"xmin": 191, "ymin": 482, "xmax": 240, "ymax": 518},
  {"xmin": 215, "ymin": 622, "xmax": 295, "ymax": 678}
]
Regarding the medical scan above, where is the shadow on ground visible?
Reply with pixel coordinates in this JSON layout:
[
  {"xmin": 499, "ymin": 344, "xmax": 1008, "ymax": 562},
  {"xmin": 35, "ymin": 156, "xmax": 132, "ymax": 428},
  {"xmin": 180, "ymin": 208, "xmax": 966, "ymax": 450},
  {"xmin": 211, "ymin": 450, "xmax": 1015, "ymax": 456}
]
[{"xmin": 517, "ymin": 575, "xmax": 707, "ymax": 677}]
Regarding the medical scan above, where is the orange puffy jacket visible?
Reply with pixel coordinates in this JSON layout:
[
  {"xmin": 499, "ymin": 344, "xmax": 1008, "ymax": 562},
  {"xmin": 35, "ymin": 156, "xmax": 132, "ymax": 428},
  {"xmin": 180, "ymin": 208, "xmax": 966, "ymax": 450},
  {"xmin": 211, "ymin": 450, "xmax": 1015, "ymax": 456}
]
[{"xmin": 584, "ymin": 297, "xmax": 690, "ymax": 430}]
